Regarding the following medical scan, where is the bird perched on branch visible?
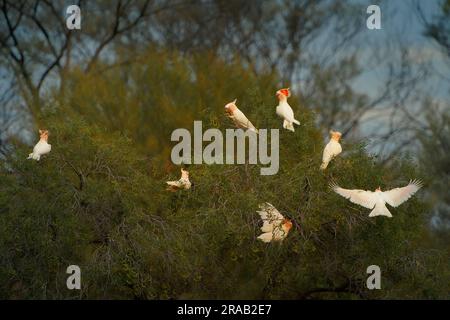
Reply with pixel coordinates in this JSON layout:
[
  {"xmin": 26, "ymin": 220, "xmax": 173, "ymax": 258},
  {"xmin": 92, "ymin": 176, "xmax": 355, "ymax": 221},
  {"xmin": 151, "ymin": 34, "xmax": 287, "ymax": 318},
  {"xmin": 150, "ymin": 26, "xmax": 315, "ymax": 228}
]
[
  {"xmin": 166, "ymin": 168, "xmax": 191, "ymax": 192},
  {"xmin": 320, "ymin": 130, "xmax": 342, "ymax": 170},
  {"xmin": 257, "ymin": 203, "xmax": 293, "ymax": 242},
  {"xmin": 275, "ymin": 88, "xmax": 300, "ymax": 132},
  {"xmin": 28, "ymin": 129, "xmax": 51, "ymax": 161},
  {"xmin": 330, "ymin": 180, "xmax": 423, "ymax": 217},
  {"xmin": 224, "ymin": 99, "xmax": 258, "ymax": 133}
]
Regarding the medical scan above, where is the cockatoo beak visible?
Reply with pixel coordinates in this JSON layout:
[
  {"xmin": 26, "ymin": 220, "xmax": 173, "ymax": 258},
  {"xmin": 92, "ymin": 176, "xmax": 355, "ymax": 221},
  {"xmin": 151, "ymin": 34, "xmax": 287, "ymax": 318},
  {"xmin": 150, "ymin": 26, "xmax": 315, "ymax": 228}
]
[{"xmin": 275, "ymin": 91, "xmax": 282, "ymax": 100}]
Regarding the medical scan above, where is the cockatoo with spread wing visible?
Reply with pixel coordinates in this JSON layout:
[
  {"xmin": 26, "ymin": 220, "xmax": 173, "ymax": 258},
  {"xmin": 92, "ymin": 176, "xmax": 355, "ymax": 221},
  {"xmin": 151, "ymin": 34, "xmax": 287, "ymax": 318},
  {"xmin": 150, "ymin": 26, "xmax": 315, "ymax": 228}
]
[
  {"xmin": 275, "ymin": 88, "xmax": 300, "ymax": 132},
  {"xmin": 330, "ymin": 180, "xmax": 423, "ymax": 217},
  {"xmin": 257, "ymin": 203, "xmax": 293, "ymax": 242},
  {"xmin": 166, "ymin": 168, "xmax": 191, "ymax": 192},
  {"xmin": 224, "ymin": 99, "xmax": 258, "ymax": 133},
  {"xmin": 320, "ymin": 130, "xmax": 342, "ymax": 170},
  {"xmin": 28, "ymin": 129, "xmax": 51, "ymax": 161}
]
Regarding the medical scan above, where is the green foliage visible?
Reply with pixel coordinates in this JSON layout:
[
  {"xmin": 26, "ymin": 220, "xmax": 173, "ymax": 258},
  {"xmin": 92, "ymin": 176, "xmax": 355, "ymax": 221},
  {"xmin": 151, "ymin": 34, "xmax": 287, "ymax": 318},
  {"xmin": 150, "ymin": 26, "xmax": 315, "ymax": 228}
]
[
  {"xmin": 417, "ymin": 103, "xmax": 450, "ymax": 243},
  {"xmin": 0, "ymin": 51, "xmax": 448, "ymax": 299}
]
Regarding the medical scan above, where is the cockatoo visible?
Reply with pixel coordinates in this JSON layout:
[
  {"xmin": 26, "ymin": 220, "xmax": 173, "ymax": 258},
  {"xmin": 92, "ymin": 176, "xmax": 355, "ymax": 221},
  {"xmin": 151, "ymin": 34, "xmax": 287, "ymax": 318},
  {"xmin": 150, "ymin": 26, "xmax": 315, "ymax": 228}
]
[
  {"xmin": 28, "ymin": 129, "xmax": 51, "ymax": 161},
  {"xmin": 256, "ymin": 202, "xmax": 293, "ymax": 242},
  {"xmin": 166, "ymin": 168, "xmax": 192, "ymax": 192},
  {"xmin": 320, "ymin": 130, "xmax": 342, "ymax": 170},
  {"xmin": 330, "ymin": 180, "xmax": 423, "ymax": 217},
  {"xmin": 275, "ymin": 88, "xmax": 300, "ymax": 132},
  {"xmin": 224, "ymin": 99, "xmax": 258, "ymax": 133}
]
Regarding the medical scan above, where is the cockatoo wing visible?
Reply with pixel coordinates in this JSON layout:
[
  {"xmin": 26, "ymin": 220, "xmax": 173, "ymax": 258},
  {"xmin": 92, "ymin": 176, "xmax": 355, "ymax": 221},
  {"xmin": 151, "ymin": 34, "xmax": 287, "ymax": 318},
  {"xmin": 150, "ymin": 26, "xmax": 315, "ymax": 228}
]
[
  {"xmin": 257, "ymin": 232, "xmax": 273, "ymax": 243},
  {"xmin": 330, "ymin": 183, "xmax": 378, "ymax": 209},
  {"xmin": 260, "ymin": 221, "xmax": 274, "ymax": 233},
  {"xmin": 33, "ymin": 142, "xmax": 42, "ymax": 153},
  {"xmin": 233, "ymin": 109, "xmax": 257, "ymax": 131},
  {"xmin": 32, "ymin": 141, "xmax": 51, "ymax": 157},
  {"xmin": 258, "ymin": 224, "xmax": 290, "ymax": 242},
  {"xmin": 382, "ymin": 180, "xmax": 423, "ymax": 207},
  {"xmin": 257, "ymin": 203, "xmax": 284, "ymax": 232},
  {"xmin": 322, "ymin": 141, "xmax": 342, "ymax": 166},
  {"xmin": 322, "ymin": 142, "xmax": 334, "ymax": 163},
  {"xmin": 331, "ymin": 141, "xmax": 342, "ymax": 157},
  {"xmin": 256, "ymin": 203, "xmax": 291, "ymax": 242},
  {"xmin": 166, "ymin": 180, "xmax": 182, "ymax": 187},
  {"xmin": 40, "ymin": 143, "xmax": 51, "ymax": 155},
  {"xmin": 277, "ymin": 104, "xmax": 295, "ymax": 122},
  {"xmin": 257, "ymin": 202, "xmax": 284, "ymax": 221},
  {"xmin": 283, "ymin": 107, "xmax": 295, "ymax": 122},
  {"xmin": 181, "ymin": 178, "xmax": 192, "ymax": 189}
]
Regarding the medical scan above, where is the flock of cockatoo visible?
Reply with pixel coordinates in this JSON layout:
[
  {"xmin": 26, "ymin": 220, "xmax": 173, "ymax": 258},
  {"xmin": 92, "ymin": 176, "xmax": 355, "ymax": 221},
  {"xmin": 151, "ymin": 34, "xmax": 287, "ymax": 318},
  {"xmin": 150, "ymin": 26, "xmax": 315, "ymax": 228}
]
[{"xmin": 28, "ymin": 88, "xmax": 423, "ymax": 243}]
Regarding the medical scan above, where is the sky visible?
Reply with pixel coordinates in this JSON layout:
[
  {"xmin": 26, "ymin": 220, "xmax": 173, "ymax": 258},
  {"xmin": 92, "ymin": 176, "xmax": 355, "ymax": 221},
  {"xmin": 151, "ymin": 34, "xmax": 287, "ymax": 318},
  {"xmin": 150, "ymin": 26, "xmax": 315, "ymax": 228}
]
[
  {"xmin": 341, "ymin": 1, "xmax": 450, "ymax": 156},
  {"xmin": 356, "ymin": 0, "xmax": 449, "ymax": 100}
]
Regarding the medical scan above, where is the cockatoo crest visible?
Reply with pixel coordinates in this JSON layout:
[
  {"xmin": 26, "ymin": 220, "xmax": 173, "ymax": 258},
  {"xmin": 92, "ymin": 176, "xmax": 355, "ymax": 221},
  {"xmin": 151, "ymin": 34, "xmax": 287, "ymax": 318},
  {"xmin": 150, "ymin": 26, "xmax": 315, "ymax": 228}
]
[
  {"xmin": 39, "ymin": 129, "xmax": 49, "ymax": 141},
  {"xmin": 276, "ymin": 88, "xmax": 291, "ymax": 98},
  {"xmin": 330, "ymin": 130, "xmax": 342, "ymax": 141}
]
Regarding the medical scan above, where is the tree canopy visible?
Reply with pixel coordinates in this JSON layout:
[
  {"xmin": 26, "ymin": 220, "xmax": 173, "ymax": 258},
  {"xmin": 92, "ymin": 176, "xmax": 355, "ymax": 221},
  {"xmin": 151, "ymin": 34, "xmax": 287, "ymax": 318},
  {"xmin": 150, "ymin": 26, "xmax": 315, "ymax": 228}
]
[{"xmin": 0, "ymin": 50, "xmax": 448, "ymax": 299}]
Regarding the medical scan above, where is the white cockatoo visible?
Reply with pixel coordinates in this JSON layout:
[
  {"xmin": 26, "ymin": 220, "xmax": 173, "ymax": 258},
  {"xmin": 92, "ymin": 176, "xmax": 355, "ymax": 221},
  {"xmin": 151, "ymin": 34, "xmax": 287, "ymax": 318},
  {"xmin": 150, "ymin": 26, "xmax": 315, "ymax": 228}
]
[
  {"xmin": 28, "ymin": 129, "xmax": 51, "ymax": 161},
  {"xmin": 275, "ymin": 88, "xmax": 300, "ymax": 132},
  {"xmin": 224, "ymin": 99, "xmax": 258, "ymax": 133},
  {"xmin": 320, "ymin": 130, "xmax": 342, "ymax": 170},
  {"xmin": 256, "ymin": 202, "xmax": 293, "ymax": 243},
  {"xmin": 166, "ymin": 168, "xmax": 192, "ymax": 192},
  {"xmin": 330, "ymin": 180, "xmax": 423, "ymax": 217}
]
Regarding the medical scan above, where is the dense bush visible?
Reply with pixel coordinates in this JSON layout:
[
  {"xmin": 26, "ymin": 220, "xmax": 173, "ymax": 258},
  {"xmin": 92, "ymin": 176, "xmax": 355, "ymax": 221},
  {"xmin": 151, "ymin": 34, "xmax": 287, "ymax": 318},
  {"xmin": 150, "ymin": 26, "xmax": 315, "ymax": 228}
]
[{"xmin": 0, "ymin": 51, "xmax": 448, "ymax": 299}]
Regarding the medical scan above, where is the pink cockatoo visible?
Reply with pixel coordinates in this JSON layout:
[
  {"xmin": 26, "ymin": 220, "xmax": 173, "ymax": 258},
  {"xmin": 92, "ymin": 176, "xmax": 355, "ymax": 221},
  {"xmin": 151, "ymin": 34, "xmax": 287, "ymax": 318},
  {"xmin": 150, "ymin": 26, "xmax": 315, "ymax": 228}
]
[
  {"xmin": 166, "ymin": 168, "xmax": 192, "ymax": 192},
  {"xmin": 256, "ymin": 203, "xmax": 293, "ymax": 243},
  {"xmin": 330, "ymin": 180, "xmax": 423, "ymax": 217},
  {"xmin": 320, "ymin": 130, "xmax": 342, "ymax": 170},
  {"xmin": 275, "ymin": 88, "xmax": 300, "ymax": 132},
  {"xmin": 224, "ymin": 99, "xmax": 258, "ymax": 133},
  {"xmin": 28, "ymin": 129, "xmax": 51, "ymax": 161}
]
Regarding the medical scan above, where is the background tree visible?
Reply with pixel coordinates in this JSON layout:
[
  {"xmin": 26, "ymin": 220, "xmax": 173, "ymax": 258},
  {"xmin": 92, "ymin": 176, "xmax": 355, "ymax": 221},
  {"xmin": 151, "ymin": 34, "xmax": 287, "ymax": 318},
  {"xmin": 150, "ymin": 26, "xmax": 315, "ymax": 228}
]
[
  {"xmin": 416, "ymin": 0, "xmax": 450, "ymax": 233},
  {"xmin": 1, "ymin": 0, "xmax": 423, "ymax": 150}
]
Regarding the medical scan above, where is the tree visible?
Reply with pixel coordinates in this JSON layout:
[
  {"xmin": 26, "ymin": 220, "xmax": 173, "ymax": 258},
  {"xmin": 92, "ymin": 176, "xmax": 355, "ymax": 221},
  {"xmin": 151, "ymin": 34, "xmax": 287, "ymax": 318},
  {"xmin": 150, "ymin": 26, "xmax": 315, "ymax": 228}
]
[
  {"xmin": 415, "ymin": 0, "xmax": 450, "ymax": 232},
  {"xmin": 418, "ymin": 106, "xmax": 450, "ymax": 232},
  {"xmin": 0, "ymin": 52, "xmax": 448, "ymax": 299},
  {"xmin": 1, "ymin": 0, "xmax": 423, "ymax": 161}
]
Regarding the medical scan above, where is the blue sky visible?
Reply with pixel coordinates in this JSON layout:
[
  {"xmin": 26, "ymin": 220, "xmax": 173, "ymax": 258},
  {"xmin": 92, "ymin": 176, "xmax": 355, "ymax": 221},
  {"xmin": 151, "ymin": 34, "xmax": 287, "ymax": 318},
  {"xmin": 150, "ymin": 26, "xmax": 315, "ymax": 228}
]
[{"xmin": 356, "ymin": 0, "xmax": 449, "ymax": 100}]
